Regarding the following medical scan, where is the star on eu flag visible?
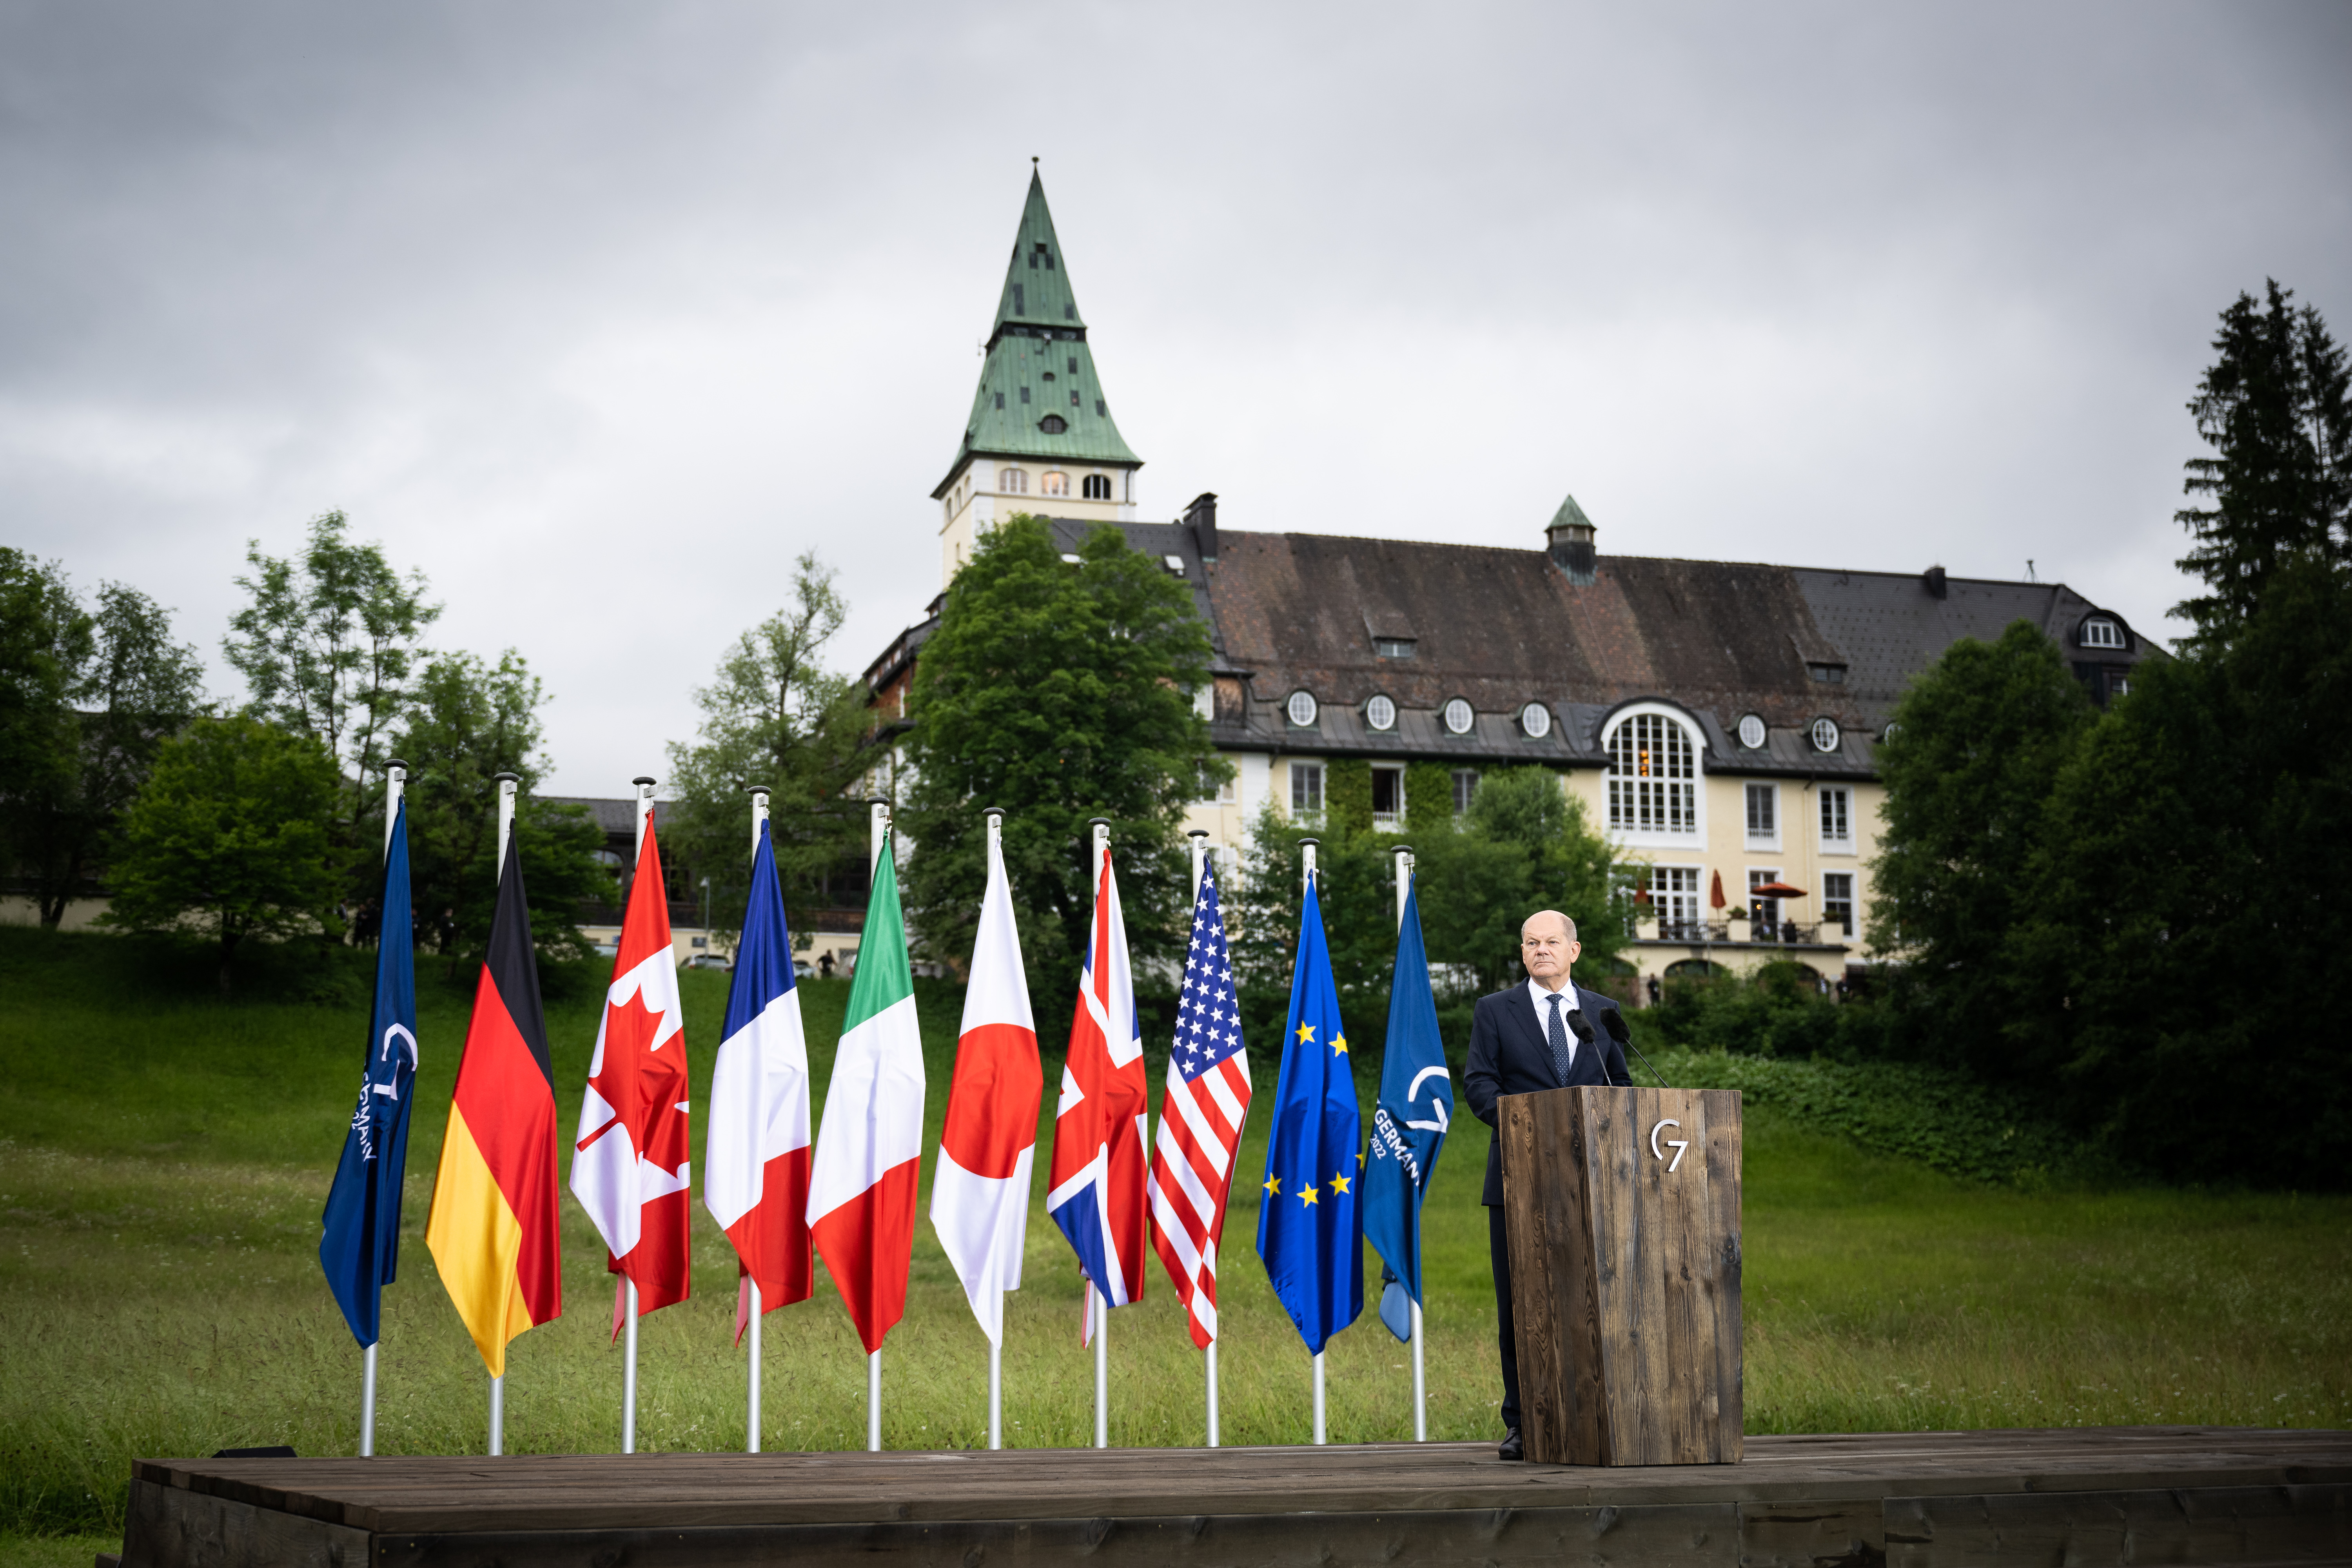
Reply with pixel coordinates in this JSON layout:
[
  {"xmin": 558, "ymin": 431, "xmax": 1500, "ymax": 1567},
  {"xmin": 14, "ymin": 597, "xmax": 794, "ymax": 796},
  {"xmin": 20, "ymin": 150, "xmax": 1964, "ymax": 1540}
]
[
  {"xmin": 1298, "ymin": 1185, "xmax": 1319, "ymax": 1206},
  {"xmin": 1295, "ymin": 1021, "xmax": 1316, "ymax": 1045},
  {"xmin": 1330, "ymin": 1171, "xmax": 1351, "ymax": 1196},
  {"xmin": 1330, "ymin": 1032, "xmax": 1348, "ymax": 1056}
]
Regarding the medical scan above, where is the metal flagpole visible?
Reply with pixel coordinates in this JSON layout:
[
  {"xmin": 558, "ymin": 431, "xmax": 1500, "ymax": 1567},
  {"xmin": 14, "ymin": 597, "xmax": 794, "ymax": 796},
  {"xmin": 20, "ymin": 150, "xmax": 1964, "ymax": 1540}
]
[
  {"xmin": 620, "ymin": 777, "xmax": 656, "ymax": 1455},
  {"xmin": 867, "ymin": 796, "xmax": 891, "ymax": 1454},
  {"xmin": 1301, "ymin": 836, "xmax": 1326, "ymax": 1447},
  {"xmin": 358, "ymin": 758, "xmax": 408, "ymax": 1459},
  {"xmin": 985, "ymin": 806, "xmax": 1009, "ymax": 1453},
  {"xmin": 489, "ymin": 771, "xmax": 519, "ymax": 1457},
  {"xmin": 1090, "ymin": 817, "xmax": 1112, "ymax": 1451},
  {"xmin": 746, "ymin": 783, "xmax": 771, "ymax": 1454},
  {"xmin": 1394, "ymin": 843, "xmax": 1426, "ymax": 1443},
  {"xmin": 1187, "ymin": 828, "xmax": 1218, "ymax": 1450}
]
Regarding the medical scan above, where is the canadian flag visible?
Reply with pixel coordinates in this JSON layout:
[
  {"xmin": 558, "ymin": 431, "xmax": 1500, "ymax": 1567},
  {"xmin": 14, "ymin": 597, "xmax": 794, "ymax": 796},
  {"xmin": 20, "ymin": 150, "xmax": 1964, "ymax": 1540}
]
[
  {"xmin": 571, "ymin": 809, "xmax": 692, "ymax": 1331},
  {"xmin": 929, "ymin": 824, "xmax": 1041, "ymax": 1345},
  {"xmin": 703, "ymin": 817, "xmax": 813, "ymax": 1342}
]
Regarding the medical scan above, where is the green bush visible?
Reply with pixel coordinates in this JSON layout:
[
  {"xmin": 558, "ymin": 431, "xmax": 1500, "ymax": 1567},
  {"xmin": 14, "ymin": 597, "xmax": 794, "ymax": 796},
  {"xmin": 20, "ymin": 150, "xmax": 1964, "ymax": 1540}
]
[{"xmin": 1650, "ymin": 1046, "xmax": 2107, "ymax": 1187}]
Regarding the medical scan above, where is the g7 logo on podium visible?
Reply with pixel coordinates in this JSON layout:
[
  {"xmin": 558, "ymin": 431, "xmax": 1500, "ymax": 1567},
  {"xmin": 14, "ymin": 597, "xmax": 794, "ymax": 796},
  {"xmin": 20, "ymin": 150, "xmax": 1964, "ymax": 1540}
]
[{"xmin": 1649, "ymin": 1117, "xmax": 1690, "ymax": 1173}]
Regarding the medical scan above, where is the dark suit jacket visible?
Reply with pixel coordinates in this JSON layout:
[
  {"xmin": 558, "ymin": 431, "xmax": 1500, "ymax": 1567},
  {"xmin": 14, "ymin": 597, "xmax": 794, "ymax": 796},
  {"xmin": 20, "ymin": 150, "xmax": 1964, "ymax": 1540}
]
[{"xmin": 1463, "ymin": 980, "xmax": 1629, "ymax": 1206}]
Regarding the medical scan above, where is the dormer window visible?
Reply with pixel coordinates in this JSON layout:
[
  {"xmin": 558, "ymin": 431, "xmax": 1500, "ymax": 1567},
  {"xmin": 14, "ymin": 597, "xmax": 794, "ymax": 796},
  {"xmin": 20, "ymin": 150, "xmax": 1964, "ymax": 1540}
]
[
  {"xmin": 1808, "ymin": 663, "xmax": 1847, "ymax": 684},
  {"xmin": 1442, "ymin": 698, "xmax": 1474, "ymax": 735},
  {"xmin": 1518, "ymin": 702, "xmax": 1552, "ymax": 739},
  {"xmin": 1374, "ymin": 637, "xmax": 1416, "ymax": 659},
  {"xmin": 2082, "ymin": 617, "xmax": 2124, "ymax": 649},
  {"xmin": 1287, "ymin": 690, "xmax": 1319, "ymax": 728},
  {"xmin": 1365, "ymin": 694, "xmax": 1397, "ymax": 731},
  {"xmin": 1038, "ymin": 415, "xmax": 1067, "ymax": 434}
]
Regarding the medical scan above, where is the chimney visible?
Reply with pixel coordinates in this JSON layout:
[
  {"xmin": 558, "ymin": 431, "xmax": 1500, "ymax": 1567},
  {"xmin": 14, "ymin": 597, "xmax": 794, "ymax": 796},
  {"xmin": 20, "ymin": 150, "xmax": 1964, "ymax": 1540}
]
[
  {"xmin": 1184, "ymin": 492, "xmax": 1219, "ymax": 563},
  {"xmin": 1924, "ymin": 565, "xmax": 1947, "ymax": 599},
  {"xmin": 1546, "ymin": 493, "xmax": 1597, "ymax": 585}
]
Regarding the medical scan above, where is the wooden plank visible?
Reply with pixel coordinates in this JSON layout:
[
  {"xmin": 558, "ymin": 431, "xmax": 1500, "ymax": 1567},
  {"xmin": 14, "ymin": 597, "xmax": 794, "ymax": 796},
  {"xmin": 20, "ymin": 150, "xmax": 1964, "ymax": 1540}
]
[
  {"xmin": 1653, "ymin": 1087, "xmax": 1710, "ymax": 1464},
  {"xmin": 1702, "ymin": 1090, "xmax": 1744, "ymax": 1463},
  {"xmin": 119, "ymin": 1477, "xmax": 368, "ymax": 1568},
  {"xmin": 1737, "ymin": 1497, "xmax": 1884, "ymax": 1568},
  {"xmin": 374, "ymin": 1501, "xmax": 1745, "ymax": 1568},
  {"xmin": 1883, "ymin": 1483, "xmax": 2352, "ymax": 1566},
  {"xmin": 119, "ymin": 1430, "xmax": 2352, "ymax": 1536},
  {"xmin": 1588, "ymin": 1087, "xmax": 1648, "ymax": 1463}
]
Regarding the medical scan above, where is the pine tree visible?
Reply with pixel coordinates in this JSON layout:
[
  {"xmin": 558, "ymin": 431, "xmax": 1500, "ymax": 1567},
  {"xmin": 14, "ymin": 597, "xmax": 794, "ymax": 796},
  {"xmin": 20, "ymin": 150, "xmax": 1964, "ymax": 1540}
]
[{"xmin": 2175, "ymin": 280, "xmax": 2352, "ymax": 644}]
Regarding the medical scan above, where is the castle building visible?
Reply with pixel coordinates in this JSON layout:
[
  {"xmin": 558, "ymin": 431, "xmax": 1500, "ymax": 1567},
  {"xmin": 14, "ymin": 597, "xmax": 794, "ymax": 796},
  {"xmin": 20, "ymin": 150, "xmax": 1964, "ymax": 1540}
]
[{"xmin": 865, "ymin": 172, "xmax": 2159, "ymax": 994}]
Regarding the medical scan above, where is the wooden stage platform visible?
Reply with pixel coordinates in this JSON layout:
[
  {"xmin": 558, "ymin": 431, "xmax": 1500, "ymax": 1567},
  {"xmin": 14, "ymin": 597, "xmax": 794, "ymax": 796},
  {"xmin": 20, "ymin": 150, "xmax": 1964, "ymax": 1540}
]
[{"xmin": 120, "ymin": 1426, "xmax": 2352, "ymax": 1568}]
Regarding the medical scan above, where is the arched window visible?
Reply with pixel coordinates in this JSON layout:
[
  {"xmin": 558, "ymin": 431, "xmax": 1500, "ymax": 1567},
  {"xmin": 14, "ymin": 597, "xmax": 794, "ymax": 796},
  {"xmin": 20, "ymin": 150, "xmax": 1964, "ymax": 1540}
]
[
  {"xmin": 1040, "ymin": 471, "xmax": 1069, "ymax": 497},
  {"xmin": 1606, "ymin": 707, "xmax": 1699, "ymax": 840},
  {"xmin": 1082, "ymin": 474, "xmax": 1112, "ymax": 499},
  {"xmin": 1442, "ymin": 698, "xmax": 1475, "ymax": 735},
  {"xmin": 998, "ymin": 467, "xmax": 1028, "ymax": 494},
  {"xmin": 1365, "ymin": 694, "xmax": 1396, "ymax": 731},
  {"xmin": 1038, "ymin": 414, "xmax": 1067, "ymax": 434},
  {"xmin": 2081, "ymin": 617, "xmax": 2124, "ymax": 649}
]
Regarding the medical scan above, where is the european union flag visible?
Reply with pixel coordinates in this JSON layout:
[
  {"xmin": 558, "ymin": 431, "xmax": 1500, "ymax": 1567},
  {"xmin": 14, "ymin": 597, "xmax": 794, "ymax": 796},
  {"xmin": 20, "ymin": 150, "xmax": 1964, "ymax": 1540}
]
[
  {"xmin": 320, "ymin": 801, "xmax": 419, "ymax": 1347},
  {"xmin": 1363, "ymin": 875, "xmax": 1452, "ymax": 1336},
  {"xmin": 1255, "ymin": 875, "xmax": 1361, "ymax": 1354}
]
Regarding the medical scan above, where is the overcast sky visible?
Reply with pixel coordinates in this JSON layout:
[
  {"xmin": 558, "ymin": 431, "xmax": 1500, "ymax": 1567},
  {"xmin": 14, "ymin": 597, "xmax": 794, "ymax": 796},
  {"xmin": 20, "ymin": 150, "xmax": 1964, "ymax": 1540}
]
[{"xmin": 5, "ymin": 2, "xmax": 2347, "ymax": 792}]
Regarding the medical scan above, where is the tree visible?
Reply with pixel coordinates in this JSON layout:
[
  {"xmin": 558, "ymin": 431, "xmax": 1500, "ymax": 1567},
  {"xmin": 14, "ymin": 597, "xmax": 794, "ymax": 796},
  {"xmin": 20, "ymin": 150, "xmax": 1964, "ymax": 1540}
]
[
  {"xmin": 1867, "ymin": 621, "xmax": 2096, "ymax": 1079},
  {"xmin": 899, "ymin": 516, "xmax": 1225, "ymax": 1023},
  {"xmin": 378, "ymin": 650, "xmax": 614, "ymax": 969},
  {"xmin": 100, "ymin": 717, "xmax": 341, "ymax": 995},
  {"xmin": 2175, "ymin": 280, "xmax": 2352, "ymax": 646},
  {"xmin": 1416, "ymin": 767, "xmax": 1627, "ymax": 995},
  {"xmin": 14, "ymin": 581, "xmax": 205, "ymax": 926},
  {"xmin": 2010, "ymin": 551, "xmax": 2352, "ymax": 1183},
  {"xmin": 223, "ymin": 511, "xmax": 440, "ymax": 831},
  {"xmin": 663, "ymin": 552, "xmax": 871, "ymax": 942},
  {"xmin": 0, "ymin": 551, "xmax": 93, "ymax": 895}
]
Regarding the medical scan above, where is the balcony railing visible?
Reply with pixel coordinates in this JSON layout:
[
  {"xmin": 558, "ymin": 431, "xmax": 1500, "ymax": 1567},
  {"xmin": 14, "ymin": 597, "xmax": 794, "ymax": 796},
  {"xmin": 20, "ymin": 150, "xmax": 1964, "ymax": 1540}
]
[{"xmin": 1645, "ymin": 920, "xmax": 1847, "ymax": 946}]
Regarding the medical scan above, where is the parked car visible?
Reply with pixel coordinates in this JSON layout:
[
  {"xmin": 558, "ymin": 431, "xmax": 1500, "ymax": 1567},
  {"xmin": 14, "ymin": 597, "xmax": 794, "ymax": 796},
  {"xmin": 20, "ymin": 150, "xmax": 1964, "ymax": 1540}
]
[{"xmin": 684, "ymin": 953, "xmax": 730, "ymax": 971}]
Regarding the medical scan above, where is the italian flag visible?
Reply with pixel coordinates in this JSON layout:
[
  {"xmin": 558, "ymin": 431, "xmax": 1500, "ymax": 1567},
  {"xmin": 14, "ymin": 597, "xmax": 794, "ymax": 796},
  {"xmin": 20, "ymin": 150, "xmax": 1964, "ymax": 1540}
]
[{"xmin": 805, "ymin": 829, "xmax": 926, "ymax": 1354}]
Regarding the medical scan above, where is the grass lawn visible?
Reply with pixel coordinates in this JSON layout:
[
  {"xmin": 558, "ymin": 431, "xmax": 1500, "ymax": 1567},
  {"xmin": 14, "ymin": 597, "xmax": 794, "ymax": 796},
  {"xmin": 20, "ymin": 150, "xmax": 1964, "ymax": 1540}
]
[{"xmin": 1, "ymin": 926, "xmax": 2346, "ymax": 1565}]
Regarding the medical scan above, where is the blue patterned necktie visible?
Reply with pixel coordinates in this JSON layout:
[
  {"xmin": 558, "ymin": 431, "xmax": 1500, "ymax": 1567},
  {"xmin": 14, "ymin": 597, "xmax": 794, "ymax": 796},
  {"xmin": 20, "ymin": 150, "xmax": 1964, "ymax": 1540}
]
[{"xmin": 1546, "ymin": 991, "xmax": 1573, "ymax": 1084}]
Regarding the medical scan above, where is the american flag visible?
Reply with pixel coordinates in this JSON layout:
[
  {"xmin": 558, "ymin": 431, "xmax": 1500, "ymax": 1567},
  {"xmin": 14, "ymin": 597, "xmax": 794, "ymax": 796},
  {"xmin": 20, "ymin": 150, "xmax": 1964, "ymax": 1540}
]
[{"xmin": 1147, "ymin": 860, "xmax": 1252, "ymax": 1348}]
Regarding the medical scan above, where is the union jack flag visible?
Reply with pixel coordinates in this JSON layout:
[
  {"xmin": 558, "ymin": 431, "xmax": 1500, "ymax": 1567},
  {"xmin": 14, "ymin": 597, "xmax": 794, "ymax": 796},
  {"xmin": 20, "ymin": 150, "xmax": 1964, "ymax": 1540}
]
[{"xmin": 1147, "ymin": 860, "xmax": 1252, "ymax": 1347}]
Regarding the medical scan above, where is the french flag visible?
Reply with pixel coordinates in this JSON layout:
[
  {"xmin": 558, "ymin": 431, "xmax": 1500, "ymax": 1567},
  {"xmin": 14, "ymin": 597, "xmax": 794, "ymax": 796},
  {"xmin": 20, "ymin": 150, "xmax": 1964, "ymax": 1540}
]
[
  {"xmin": 1045, "ymin": 839, "xmax": 1149, "ymax": 1317},
  {"xmin": 703, "ymin": 818, "xmax": 813, "ymax": 1341}
]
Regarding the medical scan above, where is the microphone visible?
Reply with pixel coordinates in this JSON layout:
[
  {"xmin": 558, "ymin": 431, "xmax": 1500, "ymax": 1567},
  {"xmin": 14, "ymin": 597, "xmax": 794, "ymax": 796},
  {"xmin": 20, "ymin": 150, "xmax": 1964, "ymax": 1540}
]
[
  {"xmin": 1565, "ymin": 1007, "xmax": 1607, "ymax": 1084},
  {"xmin": 1600, "ymin": 1006, "xmax": 1668, "ymax": 1088}
]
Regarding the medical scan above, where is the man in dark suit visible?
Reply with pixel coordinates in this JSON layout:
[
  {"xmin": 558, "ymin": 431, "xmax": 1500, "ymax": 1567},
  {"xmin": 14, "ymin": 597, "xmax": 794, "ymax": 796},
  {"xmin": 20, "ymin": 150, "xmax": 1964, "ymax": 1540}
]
[{"xmin": 1463, "ymin": 909, "xmax": 1629, "ymax": 1461}]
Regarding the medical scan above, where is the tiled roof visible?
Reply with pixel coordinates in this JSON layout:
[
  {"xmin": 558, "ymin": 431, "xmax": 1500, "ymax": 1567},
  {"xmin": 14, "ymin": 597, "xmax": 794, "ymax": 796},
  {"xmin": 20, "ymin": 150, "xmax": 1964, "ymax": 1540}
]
[
  {"xmin": 1791, "ymin": 567, "xmax": 2151, "ymax": 726},
  {"xmin": 1198, "ymin": 531, "xmax": 1884, "ymax": 775}
]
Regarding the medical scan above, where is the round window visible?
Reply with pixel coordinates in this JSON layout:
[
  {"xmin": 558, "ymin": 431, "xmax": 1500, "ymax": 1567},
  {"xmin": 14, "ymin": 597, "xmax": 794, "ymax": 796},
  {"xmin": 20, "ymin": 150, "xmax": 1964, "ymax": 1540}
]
[
  {"xmin": 1365, "ymin": 694, "xmax": 1396, "ymax": 731},
  {"xmin": 1443, "ymin": 698, "xmax": 1474, "ymax": 735},
  {"xmin": 1287, "ymin": 690, "xmax": 1319, "ymax": 727},
  {"xmin": 1737, "ymin": 713, "xmax": 1766, "ymax": 749},
  {"xmin": 1519, "ymin": 701, "xmax": 1552, "ymax": 739},
  {"xmin": 1810, "ymin": 717, "xmax": 1841, "ymax": 753}
]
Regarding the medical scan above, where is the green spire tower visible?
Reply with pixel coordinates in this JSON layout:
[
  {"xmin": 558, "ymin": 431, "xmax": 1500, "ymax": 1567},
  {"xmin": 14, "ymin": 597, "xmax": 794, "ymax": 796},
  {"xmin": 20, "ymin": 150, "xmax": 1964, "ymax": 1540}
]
[{"xmin": 933, "ymin": 165, "xmax": 1142, "ymax": 586}]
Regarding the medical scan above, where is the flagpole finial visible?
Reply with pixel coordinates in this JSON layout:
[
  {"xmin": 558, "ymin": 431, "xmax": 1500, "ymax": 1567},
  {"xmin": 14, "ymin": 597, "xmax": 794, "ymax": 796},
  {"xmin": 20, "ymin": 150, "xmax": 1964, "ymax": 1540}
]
[
  {"xmin": 742, "ymin": 781, "xmax": 772, "ymax": 795},
  {"xmin": 1086, "ymin": 816, "xmax": 1111, "ymax": 829},
  {"xmin": 1392, "ymin": 843, "xmax": 1413, "ymax": 857},
  {"xmin": 980, "ymin": 804, "xmax": 1007, "ymax": 821},
  {"xmin": 1296, "ymin": 836, "xmax": 1320, "ymax": 849},
  {"xmin": 492, "ymin": 770, "xmax": 519, "ymax": 785},
  {"xmin": 386, "ymin": 757, "xmax": 408, "ymax": 773},
  {"xmin": 1188, "ymin": 829, "xmax": 1209, "ymax": 839},
  {"xmin": 633, "ymin": 775, "xmax": 657, "ymax": 788}
]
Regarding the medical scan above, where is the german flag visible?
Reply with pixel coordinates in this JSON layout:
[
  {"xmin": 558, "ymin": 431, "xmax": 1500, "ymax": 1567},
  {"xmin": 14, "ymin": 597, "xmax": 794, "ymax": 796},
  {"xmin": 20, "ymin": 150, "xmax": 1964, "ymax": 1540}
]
[{"xmin": 426, "ymin": 833, "xmax": 563, "ymax": 1375}]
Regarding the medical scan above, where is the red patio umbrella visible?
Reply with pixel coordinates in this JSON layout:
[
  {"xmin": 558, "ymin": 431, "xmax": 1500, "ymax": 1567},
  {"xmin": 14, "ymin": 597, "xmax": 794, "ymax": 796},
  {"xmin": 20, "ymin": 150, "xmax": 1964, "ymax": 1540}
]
[
  {"xmin": 1708, "ymin": 870, "xmax": 1727, "ymax": 909},
  {"xmin": 1750, "ymin": 880, "xmax": 1808, "ymax": 898}
]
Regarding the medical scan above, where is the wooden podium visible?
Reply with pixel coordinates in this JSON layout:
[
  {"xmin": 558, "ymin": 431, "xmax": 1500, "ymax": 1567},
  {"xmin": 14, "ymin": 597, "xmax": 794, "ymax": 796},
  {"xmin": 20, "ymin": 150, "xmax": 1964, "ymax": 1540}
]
[{"xmin": 1498, "ymin": 1085, "xmax": 1744, "ymax": 1466}]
